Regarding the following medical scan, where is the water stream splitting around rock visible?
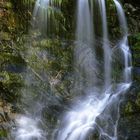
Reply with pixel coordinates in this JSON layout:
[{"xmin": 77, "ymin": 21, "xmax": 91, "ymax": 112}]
[{"xmin": 12, "ymin": 0, "xmax": 132, "ymax": 140}]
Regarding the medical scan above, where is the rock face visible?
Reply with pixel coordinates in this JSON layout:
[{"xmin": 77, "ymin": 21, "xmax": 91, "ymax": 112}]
[
  {"xmin": 0, "ymin": 0, "xmax": 140, "ymax": 140},
  {"xmin": 118, "ymin": 83, "xmax": 140, "ymax": 140},
  {"xmin": 123, "ymin": 0, "xmax": 140, "ymax": 6},
  {"xmin": 117, "ymin": 1, "xmax": 140, "ymax": 140},
  {"xmin": 0, "ymin": 1, "xmax": 26, "ymax": 139},
  {"xmin": 0, "ymin": 99, "xmax": 17, "ymax": 139}
]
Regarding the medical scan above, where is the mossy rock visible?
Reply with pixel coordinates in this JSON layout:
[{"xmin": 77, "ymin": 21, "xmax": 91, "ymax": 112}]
[
  {"xmin": 119, "ymin": 84, "xmax": 140, "ymax": 139},
  {"xmin": 121, "ymin": 84, "xmax": 140, "ymax": 116},
  {"xmin": 118, "ymin": 115, "xmax": 140, "ymax": 140},
  {"xmin": 0, "ymin": 52, "xmax": 26, "ymax": 73},
  {"xmin": 5, "ymin": 2, "xmax": 13, "ymax": 9},
  {"xmin": 0, "ymin": 71, "xmax": 23, "ymax": 103},
  {"xmin": 0, "ymin": 32, "xmax": 11, "ymax": 41},
  {"xmin": 0, "ymin": 130, "xmax": 8, "ymax": 137}
]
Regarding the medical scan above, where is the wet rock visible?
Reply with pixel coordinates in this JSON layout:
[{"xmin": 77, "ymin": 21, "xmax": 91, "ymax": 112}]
[
  {"xmin": 123, "ymin": 0, "xmax": 140, "ymax": 7},
  {"xmin": 0, "ymin": 99, "xmax": 18, "ymax": 139},
  {"xmin": 4, "ymin": 63, "xmax": 26, "ymax": 73},
  {"xmin": 119, "ymin": 83, "xmax": 140, "ymax": 140},
  {"xmin": 118, "ymin": 115, "xmax": 140, "ymax": 140},
  {"xmin": 133, "ymin": 67, "xmax": 140, "ymax": 75}
]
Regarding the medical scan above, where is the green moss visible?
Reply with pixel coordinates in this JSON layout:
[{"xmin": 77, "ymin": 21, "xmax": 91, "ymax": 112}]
[
  {"xmin": 0, "ymin": 71, "xmax": 23, "ymax": 103},
  {"xmin": 0, "ymin": 72, "xmax": 22, "ymax": 83},
  {"xmin": 5, "ymin": 2, "xmax": 13, "ymax": 9},
  {"xmin": 0, "ymin": 130, "xmax": 8, "ymax": 137},
  {"xmin": 129, "ymin": 33, "xmax": 140, "ymax": 69},
  {"xmin": 125, "ymin": 102, "xmax": 133, "ymax": 114},
  {"xmin": 136, "ymin": 93, "xmax": 140, "ymax": 108},
  {"xmin": 134, "ymin": 33, "xmax": 140, "ymax": 40},
  {"xmin": 0, "ymin": 32, "xmax": 11, "ymax": 41}
]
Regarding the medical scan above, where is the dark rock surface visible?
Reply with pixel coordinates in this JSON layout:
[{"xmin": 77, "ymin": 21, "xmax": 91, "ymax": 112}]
[
  {"xmin": 118, "ymin": 83, "xmax": 140, "ymax": 140},
  {"xmin": 123, "ymin": 0, "xmax": 140, "ymax": 7}
]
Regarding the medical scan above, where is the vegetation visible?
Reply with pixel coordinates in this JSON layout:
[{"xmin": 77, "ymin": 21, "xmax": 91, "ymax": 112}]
[{"xmin": 0, "ymin": 0, "xmax": 140, "ymax": 139}]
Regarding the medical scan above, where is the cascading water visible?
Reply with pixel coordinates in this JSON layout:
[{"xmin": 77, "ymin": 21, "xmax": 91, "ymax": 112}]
[
  {"xmin": 113, "ymin": 0, "xmax": 132, "ymax": 83},
  {"xmin": 33, "ymin": 0, "xmax": 50, "ymax": 32},
  {"xmin": 74, "ymin": 0, "xmax": 97, "ymax": 93},
  {"xmin": 12, "ymin": 0, "xmax": 132, "ymax": 140},
  {"xmin": 98, "ymin": 0, "xmax": 111, "ymax": 89},
  {"xmin": 56, "ymin": 1, "xmax": 99, "ymax": 139},
  {"xmin": 12, "ymin": 0, "xmax": 50, "ymax": 140},
  {"xmin": 56, "ymin": 0, "xmax": 132, "ymax": 140}
]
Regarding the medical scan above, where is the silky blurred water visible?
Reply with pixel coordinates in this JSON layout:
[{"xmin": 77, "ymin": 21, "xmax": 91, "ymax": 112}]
[
  {"xmin": 12, "ymin": 0, "xmax": 132, "ymax": 140},
  {"xmin": 56, "ymin": 0, "xmax": 132, "ymax": 140}
]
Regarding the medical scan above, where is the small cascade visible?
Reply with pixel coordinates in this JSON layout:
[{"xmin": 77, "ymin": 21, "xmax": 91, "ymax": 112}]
[
  {"xmin": 113, "ymin": 0, "xmax": 132, "ymax": 83},
  {"xmin": 33, "ymin": 0, "xmax": 50, "ymax": 32},
  {"xmin": 56, "ymin": 93, "xmax": 110, "ymax": 140}
]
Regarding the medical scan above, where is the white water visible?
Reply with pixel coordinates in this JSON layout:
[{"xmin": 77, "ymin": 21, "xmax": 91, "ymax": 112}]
[
  {"xmin": 32, "ymin": 0, "xmax": 50, "ymax": 34},
  {"xmin": 98, "ymin": 0, "xmax": 111, "ymax": 89},
  {"xmin": 56, "ymin": 93, "xmax": 110, "ymax": 140},
  {"xmin": 12, "ymin": 0, "xmax": 132, "ymax": 140},
  {"xmin": 56, "ymin": 0, "xmax": 132, "ymax": 140},
  {"xmin": 13, "ymin": 116, "xmax": 45, "ymax": 140},
  {"xmin": 74, "ymin": 0, "xmax": 97, "ymax": 92},
  {"xmin": 12, "ymin": 0, "xmax": 50, "ymax": 140},
  {"xmin": 113, "ymin": 0, "xmax": 132, "ymax": 83}
]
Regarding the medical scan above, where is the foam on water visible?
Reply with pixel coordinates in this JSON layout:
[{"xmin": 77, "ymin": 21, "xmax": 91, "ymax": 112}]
[{"xmin": 13, "ymin": 116, "xmax": 46, "ymax": 140}]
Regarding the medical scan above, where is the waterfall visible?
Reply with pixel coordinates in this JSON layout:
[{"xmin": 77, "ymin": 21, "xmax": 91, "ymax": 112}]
[
  {"xmin": 33, "ymin": 0, "xmax": 50, "ymax": 33},
  {"xmin": 98, "ymin": 0, "xmax": 111, "ymax": 89},
  {"xmin": 113, "ymin": 0, "xmax": 132, "ymax": 83},
  {"xmin": 74, "ymin": 0, "xmax": 97, "ymax": 93},
  {"xmin": 12, "ymin": 0, "xmax": 51, "ymax": 140},
  {"xmin": 12, "ymin": 0, "xmax": 132, "ymax": 140},
  {"xmin": 56, "ymin": 0, "xmax": 132, "ymax": 140}
]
